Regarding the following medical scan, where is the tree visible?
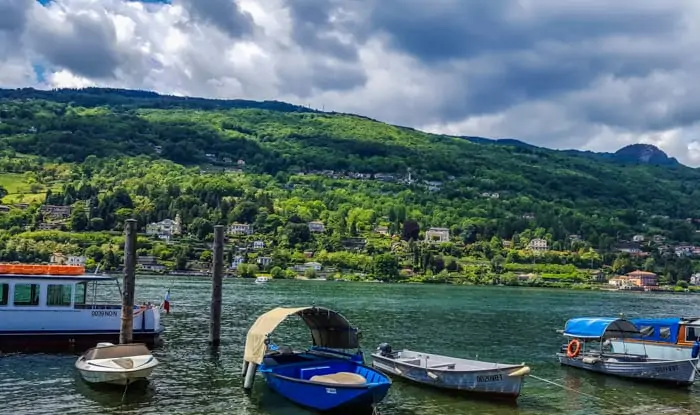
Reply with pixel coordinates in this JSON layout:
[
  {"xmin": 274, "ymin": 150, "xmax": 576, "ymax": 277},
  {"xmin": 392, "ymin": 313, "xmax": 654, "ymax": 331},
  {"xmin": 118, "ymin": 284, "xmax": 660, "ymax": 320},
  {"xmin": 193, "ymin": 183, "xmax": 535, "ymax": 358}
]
[
  {"xmin": 238, "ymin": 263, "xmax": 258, "ymax": 278},
  {"xmin": 490, "ymin": 254, "xmax": 505, "ymax": 274},
  {"xmin": 304, "ymin": 268, "xmax": 318, "ymax": 279},
  {"xmin": 200, "ymin": 250, "xmax": 212, "ymax": 263},
  {"xmin": 373, "ymin": 253, "xmax": 399, "ymax": 281},
  {"xmin": 190, "ymin": 217, "xmax": 214, "ymax": 240},
  {"xmin": 270, "ymin": 266, "xmax": 284, "ymax": 279},
  {"xmin": 69, "ymin": 207, "xmax": 89, "ymax": 231},
  {"xmin": 0, "ymin": 185, "xmax": 7, "ymax": 201}
]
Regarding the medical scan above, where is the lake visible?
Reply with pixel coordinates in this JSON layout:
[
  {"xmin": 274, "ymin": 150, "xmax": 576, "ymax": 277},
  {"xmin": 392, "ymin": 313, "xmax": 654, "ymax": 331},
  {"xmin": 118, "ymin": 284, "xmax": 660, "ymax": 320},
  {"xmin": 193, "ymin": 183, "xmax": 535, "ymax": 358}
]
[{"xmin": 1, "ymin": 276, "xmax": 700, "ymax": 415}]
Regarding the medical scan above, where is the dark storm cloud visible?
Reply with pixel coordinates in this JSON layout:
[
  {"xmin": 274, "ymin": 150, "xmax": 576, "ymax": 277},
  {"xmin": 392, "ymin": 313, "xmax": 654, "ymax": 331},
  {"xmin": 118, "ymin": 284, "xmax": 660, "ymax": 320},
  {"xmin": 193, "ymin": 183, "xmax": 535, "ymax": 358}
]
[
  {"xmin": 284, "ymin": 0, "xmax": 365, "ymax": 61},
  {"xmin": 367, "ymin": 0, "xmax": 682, "ymax": 62},
  {"xmin": 176, "ymin": 0, "xmax": 255, "ymax": 38},
  {"xmin": 0, "ymin": 0, "xmax": 30, "ymax": 33},
  {"xmin": 29, "ymin": 10, "xmax": 120, "ymax": 79},
  {"xmin": 310, "ymin": 61, "xmax": 367, "ymax": 91}
]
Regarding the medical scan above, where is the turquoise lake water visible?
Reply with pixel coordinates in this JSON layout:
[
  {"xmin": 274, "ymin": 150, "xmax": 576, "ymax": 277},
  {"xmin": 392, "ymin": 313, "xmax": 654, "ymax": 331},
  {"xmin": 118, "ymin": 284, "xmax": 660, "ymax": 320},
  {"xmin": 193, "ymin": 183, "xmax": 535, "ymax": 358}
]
[{"xmin": 1, "ymin": 277, "xmax": 700, "ymax": 414}]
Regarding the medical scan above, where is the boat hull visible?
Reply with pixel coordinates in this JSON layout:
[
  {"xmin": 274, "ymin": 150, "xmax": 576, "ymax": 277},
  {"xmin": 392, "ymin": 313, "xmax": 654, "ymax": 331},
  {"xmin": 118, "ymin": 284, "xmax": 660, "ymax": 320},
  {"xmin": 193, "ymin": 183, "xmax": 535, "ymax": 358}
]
[
  {"xmin": 77, "ymin": 365, "xmax": 156, "ymax": 385},
  {"xmin": 0, "ymin": 330, "xmax": 163, "ymax": 354},
  {"xmin": 557, "ymin": 353, "xmax": 698, "ymax": 385},
  {"xmin": 260, "ymin": 361, "xmax": 391, "ymax": 412},
  {"xmin": 371, "ymin": 354, "xmax": 526, "ymax": 398}
]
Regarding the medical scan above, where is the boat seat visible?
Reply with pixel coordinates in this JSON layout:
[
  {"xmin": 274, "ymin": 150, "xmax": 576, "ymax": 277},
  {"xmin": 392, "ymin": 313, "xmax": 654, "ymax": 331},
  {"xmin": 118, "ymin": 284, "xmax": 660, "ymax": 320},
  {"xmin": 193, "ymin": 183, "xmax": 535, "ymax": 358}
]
[
  {"xmin": 114, "ymin": 358, "xmax": 135, "ymax": 369},
  {"xmin": 428, "ymin": 362, "xmax": 456, "ymax": 369},
  {"xmin": 397, "ymin": 358, "xmax": 422, "ymax": 366},
  {"xmin": 310, "ymin": 372, "xmax": 367, "ymax": 385}
]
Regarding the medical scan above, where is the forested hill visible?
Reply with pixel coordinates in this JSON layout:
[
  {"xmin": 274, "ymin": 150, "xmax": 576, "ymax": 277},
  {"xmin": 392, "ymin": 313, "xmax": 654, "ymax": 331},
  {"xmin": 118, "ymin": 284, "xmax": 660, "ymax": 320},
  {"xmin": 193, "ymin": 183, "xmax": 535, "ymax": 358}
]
[{"xmin": 1, "ymin": 87, "xmax": 700, "ymax": 240}]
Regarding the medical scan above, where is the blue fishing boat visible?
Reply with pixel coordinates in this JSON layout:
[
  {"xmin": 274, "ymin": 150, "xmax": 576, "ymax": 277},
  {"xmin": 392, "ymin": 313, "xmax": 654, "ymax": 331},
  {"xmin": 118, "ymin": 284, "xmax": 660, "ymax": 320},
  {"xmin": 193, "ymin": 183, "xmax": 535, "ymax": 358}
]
[
  {"xmin": 242, "ymin": 306, "xmax": 391, "ymax": 412},
  {"xmin": 557, "ymin": 317, "xmax": 698, "ymax": 386},
  {"xmin": 608, "ymin": 317, "xmax": 700, "ymax": 363}
]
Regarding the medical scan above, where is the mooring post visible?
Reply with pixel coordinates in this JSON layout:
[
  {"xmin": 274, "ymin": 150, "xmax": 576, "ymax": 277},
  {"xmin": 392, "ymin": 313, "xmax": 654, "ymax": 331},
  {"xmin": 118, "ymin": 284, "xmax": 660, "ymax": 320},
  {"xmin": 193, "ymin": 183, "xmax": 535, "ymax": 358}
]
[
  {"xmin": 209, "ymin": 225, "xmax": 224, "ymax": 348},
  {"xmin": 120, "ymin": 219, "xmax": 137, "ymax": 345}
]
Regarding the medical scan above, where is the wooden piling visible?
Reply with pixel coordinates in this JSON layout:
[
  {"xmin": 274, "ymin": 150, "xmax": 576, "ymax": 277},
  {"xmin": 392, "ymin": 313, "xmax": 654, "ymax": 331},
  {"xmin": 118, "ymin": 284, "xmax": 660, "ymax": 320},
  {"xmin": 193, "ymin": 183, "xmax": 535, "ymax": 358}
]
[
  {"xmin": 209, "ymin": 225, "xmax": 225, "ymax": 347},
  {"xmin": 120, "ymin": 219, "xmax": 137, "ymax": 345}
]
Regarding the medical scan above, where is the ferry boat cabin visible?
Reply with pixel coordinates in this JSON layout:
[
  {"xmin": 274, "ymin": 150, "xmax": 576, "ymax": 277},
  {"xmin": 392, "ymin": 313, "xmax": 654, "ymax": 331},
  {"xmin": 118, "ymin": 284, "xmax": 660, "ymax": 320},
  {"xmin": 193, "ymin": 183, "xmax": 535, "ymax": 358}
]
[
  {"xmin": 609, "ymin": 317, "xmax": 700, "ymax": 361},
  {"xmin": 0, "ymin": 267, "xmax": 163, "ymax": 353}
]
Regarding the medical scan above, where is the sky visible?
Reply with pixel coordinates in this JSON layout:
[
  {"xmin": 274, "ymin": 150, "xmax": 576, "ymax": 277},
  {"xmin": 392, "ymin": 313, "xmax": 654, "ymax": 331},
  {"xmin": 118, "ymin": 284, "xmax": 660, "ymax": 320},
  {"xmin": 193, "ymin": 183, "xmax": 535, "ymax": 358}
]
[{"xmin": 1, "ymin": 1, "xmax": 700, "ymax": 165}]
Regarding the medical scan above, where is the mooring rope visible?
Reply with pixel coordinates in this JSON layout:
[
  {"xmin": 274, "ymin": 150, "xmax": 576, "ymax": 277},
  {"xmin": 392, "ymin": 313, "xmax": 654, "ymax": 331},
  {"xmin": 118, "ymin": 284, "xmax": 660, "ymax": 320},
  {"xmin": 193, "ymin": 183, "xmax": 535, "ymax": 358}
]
[
  {"xmin": 121, "ymin": 381, "xmax": 129, "ymax": 403},
  {"xmin": 529, "ymin": 374, "xmax": 624, "ymax": 409}
]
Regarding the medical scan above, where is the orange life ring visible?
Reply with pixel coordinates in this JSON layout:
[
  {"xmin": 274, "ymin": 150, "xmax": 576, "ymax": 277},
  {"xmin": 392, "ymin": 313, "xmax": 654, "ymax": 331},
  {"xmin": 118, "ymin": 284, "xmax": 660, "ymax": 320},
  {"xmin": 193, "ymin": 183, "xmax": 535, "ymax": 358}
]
[{"xmin": 566, "ymin": 339, "xmax": 582, "ymax": 358}]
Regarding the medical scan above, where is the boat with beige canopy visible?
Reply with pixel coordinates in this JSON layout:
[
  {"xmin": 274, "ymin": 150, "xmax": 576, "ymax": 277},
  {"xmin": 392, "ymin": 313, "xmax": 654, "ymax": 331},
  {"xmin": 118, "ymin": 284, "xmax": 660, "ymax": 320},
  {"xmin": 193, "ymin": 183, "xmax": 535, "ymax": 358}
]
[{"xmin": 242, "ymin": 306, "xmax": 392, "ymax": 412}]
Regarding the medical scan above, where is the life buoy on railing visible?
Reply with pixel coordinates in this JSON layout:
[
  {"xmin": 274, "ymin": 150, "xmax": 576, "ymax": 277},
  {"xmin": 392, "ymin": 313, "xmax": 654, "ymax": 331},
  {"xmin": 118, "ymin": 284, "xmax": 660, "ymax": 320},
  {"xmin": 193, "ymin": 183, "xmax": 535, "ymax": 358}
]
[{"xmin": 566, "ymin": 339, "xmax": 582, "ymax": 358}]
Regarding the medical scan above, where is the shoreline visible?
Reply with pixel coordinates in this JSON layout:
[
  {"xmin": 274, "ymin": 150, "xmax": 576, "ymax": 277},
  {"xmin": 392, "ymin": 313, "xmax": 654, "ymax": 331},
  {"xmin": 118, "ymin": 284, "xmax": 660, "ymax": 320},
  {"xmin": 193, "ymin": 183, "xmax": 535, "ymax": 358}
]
[{"xmin": 115, "ymin": 272, "xmax": 699, "ymax": 294}]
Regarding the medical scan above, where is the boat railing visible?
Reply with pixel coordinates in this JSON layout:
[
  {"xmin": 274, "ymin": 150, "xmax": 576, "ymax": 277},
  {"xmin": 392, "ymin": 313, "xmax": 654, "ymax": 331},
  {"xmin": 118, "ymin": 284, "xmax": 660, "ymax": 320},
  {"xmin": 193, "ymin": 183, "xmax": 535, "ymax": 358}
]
[{"xmin": 74, "ymin": 304, "xmax": 123, "ymax": 310}]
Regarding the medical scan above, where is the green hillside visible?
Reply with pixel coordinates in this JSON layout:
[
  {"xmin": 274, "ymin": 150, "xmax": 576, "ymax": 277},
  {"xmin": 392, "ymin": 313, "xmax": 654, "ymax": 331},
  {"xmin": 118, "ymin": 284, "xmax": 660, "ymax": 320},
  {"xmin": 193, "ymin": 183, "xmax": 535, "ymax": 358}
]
[{"xmin": 0, "ymin": 87, "xmax": 697, "ymax": 285}]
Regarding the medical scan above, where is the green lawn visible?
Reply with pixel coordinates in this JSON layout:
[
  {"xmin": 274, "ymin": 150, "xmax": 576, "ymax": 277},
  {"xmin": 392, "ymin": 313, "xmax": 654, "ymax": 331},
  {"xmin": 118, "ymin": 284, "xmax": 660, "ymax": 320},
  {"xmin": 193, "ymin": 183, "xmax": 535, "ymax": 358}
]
[{"xmin": 0, "ymin": 173, "xmax": 48, "ymax": 203}]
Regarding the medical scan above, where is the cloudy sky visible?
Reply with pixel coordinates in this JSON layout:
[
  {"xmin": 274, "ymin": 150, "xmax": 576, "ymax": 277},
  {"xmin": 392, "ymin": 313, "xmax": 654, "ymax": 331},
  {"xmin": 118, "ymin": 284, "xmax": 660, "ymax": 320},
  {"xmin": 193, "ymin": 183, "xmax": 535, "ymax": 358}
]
[{"xmin": 2, "ymin": 1, "xmax": 700, "ymax": 165}]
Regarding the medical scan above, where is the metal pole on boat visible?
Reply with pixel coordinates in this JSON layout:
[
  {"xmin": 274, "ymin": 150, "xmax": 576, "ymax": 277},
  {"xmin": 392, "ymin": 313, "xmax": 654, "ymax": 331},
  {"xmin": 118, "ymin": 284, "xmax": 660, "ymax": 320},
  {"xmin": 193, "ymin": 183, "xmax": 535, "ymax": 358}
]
[
  {"xmin": 209, "ymin": 225, "xmax": 224, "ymax": 348},
  {"xmin": 120, "ymin": 219, "xmax": 137, "ymax": 345},
  {"xmin": 243, "ymin": 361, "xmax": 257, "ymax": 391}
]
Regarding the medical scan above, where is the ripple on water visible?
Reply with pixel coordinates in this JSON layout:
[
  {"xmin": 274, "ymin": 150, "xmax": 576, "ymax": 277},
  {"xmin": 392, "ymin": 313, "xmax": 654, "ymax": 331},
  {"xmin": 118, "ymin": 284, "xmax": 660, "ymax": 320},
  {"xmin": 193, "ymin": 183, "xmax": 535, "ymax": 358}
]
[{"xmin": 3, "ymin": 278, "xmax": 700, "ymax": 414}]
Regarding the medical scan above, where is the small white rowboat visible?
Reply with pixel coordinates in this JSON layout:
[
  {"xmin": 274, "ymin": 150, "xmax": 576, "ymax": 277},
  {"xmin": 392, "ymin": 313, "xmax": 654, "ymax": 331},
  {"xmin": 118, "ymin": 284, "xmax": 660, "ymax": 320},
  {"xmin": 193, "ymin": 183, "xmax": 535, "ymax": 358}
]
[{"xmin": 75, "ymin": 342, "xmax": 159, "ymax": 385}]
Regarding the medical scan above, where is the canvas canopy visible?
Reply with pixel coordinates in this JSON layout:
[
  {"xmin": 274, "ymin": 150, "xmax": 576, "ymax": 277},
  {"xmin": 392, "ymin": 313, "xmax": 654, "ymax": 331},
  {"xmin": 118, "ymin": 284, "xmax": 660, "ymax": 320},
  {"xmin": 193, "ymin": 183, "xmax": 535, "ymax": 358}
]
[
  {"xmin": 563, "ymin": 317, "xmax": 640, "ymax": 340},
  {"xmin": 244, "ymin": 306, "xmax": 359, "ymax": 364}
]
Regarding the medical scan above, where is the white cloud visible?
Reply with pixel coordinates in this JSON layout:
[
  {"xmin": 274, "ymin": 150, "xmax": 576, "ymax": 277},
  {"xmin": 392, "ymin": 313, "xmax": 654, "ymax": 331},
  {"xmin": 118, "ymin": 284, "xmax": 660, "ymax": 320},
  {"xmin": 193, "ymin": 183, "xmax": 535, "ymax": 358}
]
[{"xmin": 1, "ymin": 0, "xmax": 700, "ymax": 165}]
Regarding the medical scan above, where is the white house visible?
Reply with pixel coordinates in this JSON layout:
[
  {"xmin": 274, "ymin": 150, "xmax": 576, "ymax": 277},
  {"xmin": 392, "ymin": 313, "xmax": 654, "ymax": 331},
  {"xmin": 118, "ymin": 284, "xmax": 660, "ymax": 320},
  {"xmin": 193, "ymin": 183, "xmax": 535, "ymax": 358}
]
[
  {"xmin": 227, "ymin": 223, "xmax": 254, "ymax": 235},
  {"xmin": 136, "ymin": 256, "xmax": 166, "ymax": 272},
  {"xmin": 527, "ymin": 238, "xmax": 548, "ymax": 252},
  {"xmin": 293, "ymin": 262, "xmax": 322, "ymax": 272},
  {"xmin": 257, "ymin": 256, "xmax": 272, "ymax": 267},
  {"xmin": 230, "ymin": 256, "xmax": 245, "ymax": 269},
  {"xmin": 50, "ymin": 253, "xmax": 86, "ymax": 266},
  {"xmin": 253, "ymin": 240, "xmax": 265, "ymax": 250},
  {"xmin": 691, "ymin": 273, "xmax": 700, "ymax": 286},
  {"xmin": 308, "ymin": 221, "xmax": 325, "ymax": 233},
  {"xmin": 425, "ymin": 227, "xmax": 450, "ymax": 243},
  {"xmin": 146, "ymin": 215, "xmax": 182, "ymax": 238}
]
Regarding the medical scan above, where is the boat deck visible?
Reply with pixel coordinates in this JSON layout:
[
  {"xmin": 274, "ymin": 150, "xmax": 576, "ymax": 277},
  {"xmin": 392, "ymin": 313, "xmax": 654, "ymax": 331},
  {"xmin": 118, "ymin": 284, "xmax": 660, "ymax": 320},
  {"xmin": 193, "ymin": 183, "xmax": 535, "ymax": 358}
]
[{"xmin": 388, "ymin": 350, "xmax": 521, "ymax": 371}]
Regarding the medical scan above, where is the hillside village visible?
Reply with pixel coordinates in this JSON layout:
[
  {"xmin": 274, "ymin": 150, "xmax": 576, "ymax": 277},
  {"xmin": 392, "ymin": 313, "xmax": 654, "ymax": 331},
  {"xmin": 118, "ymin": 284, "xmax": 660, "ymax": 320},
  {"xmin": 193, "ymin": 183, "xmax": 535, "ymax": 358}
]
[{"xmin": 5, "ymin": 196, "xmax": 700, "ymax": 290}]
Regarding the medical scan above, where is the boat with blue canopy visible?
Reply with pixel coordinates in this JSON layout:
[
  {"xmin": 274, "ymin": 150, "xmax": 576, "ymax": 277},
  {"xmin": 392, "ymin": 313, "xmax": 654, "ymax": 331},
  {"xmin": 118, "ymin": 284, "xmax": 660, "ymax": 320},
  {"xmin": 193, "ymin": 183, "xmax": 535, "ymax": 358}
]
[
  {"xmin": 608, "ymin": 317, "xmax": 700, "ymax": 363},
  {"xmin": 557, "ymin": 317, "xmax": 698, "ymax": 386},
  {"xmin": 242, "ymin": 306, "xmax": 391, "ymax": 412}
]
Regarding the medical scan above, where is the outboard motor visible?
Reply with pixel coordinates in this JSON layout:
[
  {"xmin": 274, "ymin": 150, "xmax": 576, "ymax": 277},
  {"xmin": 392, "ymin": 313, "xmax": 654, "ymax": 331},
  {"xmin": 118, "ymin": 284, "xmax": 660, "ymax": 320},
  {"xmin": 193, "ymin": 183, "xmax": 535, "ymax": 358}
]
[
  {"xmin": 692, "ymin": 339, "xmax": 700, "ymax": 359},
  {"xmin": 377, "ymin": 343, "xmax": 393, "ymax": 357}
]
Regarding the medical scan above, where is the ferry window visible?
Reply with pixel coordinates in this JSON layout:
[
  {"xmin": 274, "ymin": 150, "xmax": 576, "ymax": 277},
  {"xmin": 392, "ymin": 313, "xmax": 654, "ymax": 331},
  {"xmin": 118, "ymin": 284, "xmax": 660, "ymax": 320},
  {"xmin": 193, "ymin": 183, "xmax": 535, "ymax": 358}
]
[
  {"xmin": 47, "ymin": 284, "xmax": 72, "ymax": 307},
  {"xmin": 0, "ymin": 283, "xmax": 8, "ymax": 306},
  {"xmin": 659, "ymin": 326, "xmax": 671, "ymax": 340},
  {"xmin": 13, "ymin": 283, "xmax": 40, "ymax": 306},
  {"xmin": 639, "ymin": 326, "xmax": 654, "ymax": 337},
  {"xmin": 687, "ymin": 327, "xmax": 699, "ymax": 342},
  {"xmin": 74, "ymin": 282, "xmax": 87, "ymax": 306}
]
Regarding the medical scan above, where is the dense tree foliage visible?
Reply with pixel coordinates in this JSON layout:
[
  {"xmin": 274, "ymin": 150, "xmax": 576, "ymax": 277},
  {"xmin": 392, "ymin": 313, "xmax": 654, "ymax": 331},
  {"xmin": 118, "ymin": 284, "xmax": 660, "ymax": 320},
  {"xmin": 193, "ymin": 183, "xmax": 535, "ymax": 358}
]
[{"xmin": 0, "ymin": 87, "xmax": 699, "ymax": 287}]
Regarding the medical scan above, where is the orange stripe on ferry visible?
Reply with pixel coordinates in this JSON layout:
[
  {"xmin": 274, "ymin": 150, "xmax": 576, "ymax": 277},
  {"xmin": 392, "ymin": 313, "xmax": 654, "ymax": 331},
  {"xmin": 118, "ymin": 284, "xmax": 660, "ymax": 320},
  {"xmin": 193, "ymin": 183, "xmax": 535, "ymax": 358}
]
[{"xmin": 0, "ymin": 263, "xmax": 85, "ymax": 276}]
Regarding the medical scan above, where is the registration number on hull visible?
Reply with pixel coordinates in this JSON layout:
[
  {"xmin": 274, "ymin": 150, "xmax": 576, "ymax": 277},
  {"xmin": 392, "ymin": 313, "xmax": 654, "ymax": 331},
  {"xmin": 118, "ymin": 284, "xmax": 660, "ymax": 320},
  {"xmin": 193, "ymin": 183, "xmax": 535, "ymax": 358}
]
[{"xmin": 476, "ymin": 374, "xmax": 503, "ymax": 382}]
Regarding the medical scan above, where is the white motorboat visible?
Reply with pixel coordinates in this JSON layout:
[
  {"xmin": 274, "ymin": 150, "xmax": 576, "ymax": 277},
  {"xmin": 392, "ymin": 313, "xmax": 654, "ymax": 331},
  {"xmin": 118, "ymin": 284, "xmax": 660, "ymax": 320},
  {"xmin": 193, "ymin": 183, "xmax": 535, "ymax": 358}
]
[
  {"xmin": 76, "ymin": 342, "xmax": 159, "ymax": 385},
  {"xmin": 255, "ymin": 276, "xmax": 270, "ymax": 284}
]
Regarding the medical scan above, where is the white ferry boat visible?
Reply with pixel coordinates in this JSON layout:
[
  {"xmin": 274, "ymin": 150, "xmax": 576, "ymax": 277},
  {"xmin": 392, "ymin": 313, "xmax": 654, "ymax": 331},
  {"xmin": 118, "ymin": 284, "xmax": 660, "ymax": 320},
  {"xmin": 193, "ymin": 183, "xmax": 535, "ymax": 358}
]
[{"xmin": 0, "ymin": 263, "xmax": 164, "ymax": 353}]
